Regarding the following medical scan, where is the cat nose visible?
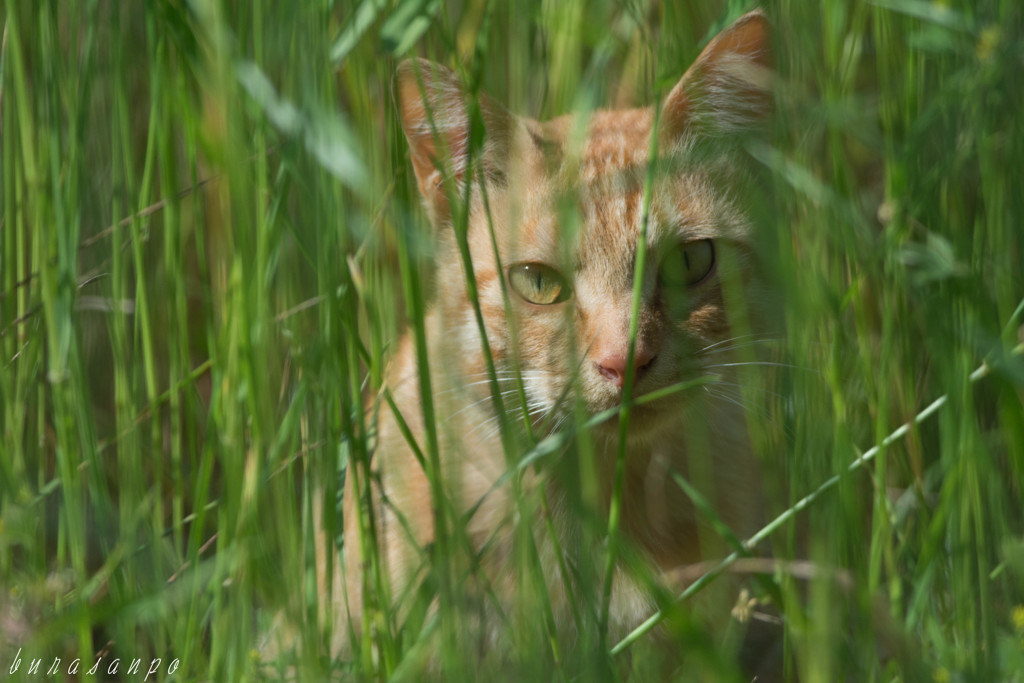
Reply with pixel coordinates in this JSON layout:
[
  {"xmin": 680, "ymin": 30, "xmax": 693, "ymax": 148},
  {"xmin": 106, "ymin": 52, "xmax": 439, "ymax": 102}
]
[{"xmin": 595, "ymin": 349, "xmax": 657, "ymax": 389}]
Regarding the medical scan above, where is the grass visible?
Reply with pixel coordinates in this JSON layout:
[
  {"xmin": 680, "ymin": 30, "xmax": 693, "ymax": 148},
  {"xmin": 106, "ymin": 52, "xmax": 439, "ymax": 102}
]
[{"xmin": 1, "ymin": 0, "xmax": 1023, "ymax": 680}]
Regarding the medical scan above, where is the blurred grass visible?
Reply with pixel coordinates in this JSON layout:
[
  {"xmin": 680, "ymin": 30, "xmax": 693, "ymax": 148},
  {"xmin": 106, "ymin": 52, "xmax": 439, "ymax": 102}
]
[{"xmin": 1, "ymin": 0, "xmax": 1023, "ymax": 681}]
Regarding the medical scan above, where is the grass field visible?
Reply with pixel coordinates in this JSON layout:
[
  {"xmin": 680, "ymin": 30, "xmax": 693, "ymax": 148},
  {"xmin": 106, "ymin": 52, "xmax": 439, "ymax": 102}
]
[{"xmin": 2, "ymin": 0, "xmax": 1023, "ymax": 680}]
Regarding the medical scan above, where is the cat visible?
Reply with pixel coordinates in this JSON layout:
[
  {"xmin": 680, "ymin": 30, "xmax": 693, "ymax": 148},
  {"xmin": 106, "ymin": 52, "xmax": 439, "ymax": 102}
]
[{"xmin": 327, "ymin": 9, "xmax": 776, "ymax": 674}]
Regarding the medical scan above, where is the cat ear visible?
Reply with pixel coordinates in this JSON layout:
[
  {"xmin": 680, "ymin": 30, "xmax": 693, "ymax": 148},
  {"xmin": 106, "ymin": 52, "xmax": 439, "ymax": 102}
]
[
  {"xmin": 661, "ymin": 10, "xmax": 773, "ymax": 142},
  {"xmin": 395, "ymin": 59, "xmax": 513, "ymax": 220}
]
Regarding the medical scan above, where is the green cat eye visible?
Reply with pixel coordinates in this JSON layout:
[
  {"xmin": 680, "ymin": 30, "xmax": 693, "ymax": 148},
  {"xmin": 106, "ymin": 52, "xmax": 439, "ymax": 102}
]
[
  {"xmin": 660, "ymin": 239, "xmax": 716, "ymax": 287},
  {"xmin": 508, "ymin": 263, "xmax": 570, "ymax": 305}
]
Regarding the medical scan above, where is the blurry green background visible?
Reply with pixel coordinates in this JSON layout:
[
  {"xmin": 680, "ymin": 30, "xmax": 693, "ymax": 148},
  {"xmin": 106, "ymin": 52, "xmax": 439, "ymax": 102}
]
[{"xmin": 1, "ymin": 0, "xmax": 1022, "ymax": 680}]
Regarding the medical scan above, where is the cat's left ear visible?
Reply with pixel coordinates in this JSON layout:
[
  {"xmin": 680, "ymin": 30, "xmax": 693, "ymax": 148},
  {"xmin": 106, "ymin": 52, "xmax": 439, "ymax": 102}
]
[
  {"xmin": 395, "ymin": 59, "xmax": 514, "ymax": 222},
  {"xmin": 660, "ymin": 10, "xmax": 773, "ymax": 142}
]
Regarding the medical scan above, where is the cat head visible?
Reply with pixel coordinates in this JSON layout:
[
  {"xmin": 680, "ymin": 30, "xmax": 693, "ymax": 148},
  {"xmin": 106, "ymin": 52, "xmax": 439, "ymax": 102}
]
[{"xmin": 396, "ymin": 11, "xmax": 773, "ymax": 443}]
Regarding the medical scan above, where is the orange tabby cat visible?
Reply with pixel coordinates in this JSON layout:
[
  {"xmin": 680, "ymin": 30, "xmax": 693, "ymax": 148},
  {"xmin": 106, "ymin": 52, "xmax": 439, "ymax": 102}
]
[{"xmin": 330, "ymin": 9, "xmax": 774, "ymax": 667}]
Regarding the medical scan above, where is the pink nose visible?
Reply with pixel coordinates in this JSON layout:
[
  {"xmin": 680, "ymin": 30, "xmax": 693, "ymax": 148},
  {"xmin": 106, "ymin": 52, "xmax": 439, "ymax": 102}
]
[{"xmin": 596, "ymin": 349, "xmax": 657, "ymax": 389}]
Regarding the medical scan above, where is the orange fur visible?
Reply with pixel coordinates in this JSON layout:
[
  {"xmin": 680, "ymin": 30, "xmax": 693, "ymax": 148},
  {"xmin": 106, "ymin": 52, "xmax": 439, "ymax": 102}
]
[{"xmin": 330, "ymin": 9, "xmax": 774, "ymax": 659}]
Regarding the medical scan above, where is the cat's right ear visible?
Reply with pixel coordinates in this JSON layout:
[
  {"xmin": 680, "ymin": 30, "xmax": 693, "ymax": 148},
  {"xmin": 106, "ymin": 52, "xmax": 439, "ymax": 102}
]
[
  {"xmin": 660, "ymin": 10, "xmax": 773, "ymax": 145},
  {"xmin": 395, "ymin": 59, "xmax": 512, "ymax": 222}
]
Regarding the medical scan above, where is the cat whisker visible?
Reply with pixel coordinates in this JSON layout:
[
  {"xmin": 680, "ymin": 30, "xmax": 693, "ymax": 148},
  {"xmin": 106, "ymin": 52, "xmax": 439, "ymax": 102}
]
[
  {"xmin": 704, "ymin": 382, "xmax": 784, "ymax": 427},
  {"xmin": 466, "ymin": 395, "xmax": 554, "ymax": 443},
  {"xmin": 435, "ymin": 370, "xmax": 554, "ymax": 397},
  {"xmin": 706, "ymin": 379, "xmax": 786, "ymax": 400},
  {"xmin": 446, "ymin": 388, "xmax": 523, "ymax": 421},
  {"xmin": 699, "ymin": 336, "xmax": 831, "ymax": 358},
  {"xmin": 698, "ymin": 338, "xmax": 784, "ymax": 357},
  {"xmin": 532, "ymin": 346, "xmax": 595, "ymax": 425},
  {"xmin": 437, "ymin": 377, "xmax": 527, "ymax": 395},
  {"xmin": 703, "ymin": 360, "xmax": 817, "ymax": 373},
  {"xmin": 453, "ymin": 369, "xmax": 554, "ymax": 381},
  {"xmin": 702, "ymin": 385, "xmax": 763, "ymax": 419},
  {"xmin": 479, "ymin": 405, "xmax": 547, "ymax": 443},
  {"xmin": 468, "ymin": 413, "xmax": 506, "ymax": 441},
  {"xmin": 546, "ymin": 414, "xmax": 567, "ymax": 435},
  {"xmin": 697, "ymin": 333, "xmax": 776, "ymax": 354}
]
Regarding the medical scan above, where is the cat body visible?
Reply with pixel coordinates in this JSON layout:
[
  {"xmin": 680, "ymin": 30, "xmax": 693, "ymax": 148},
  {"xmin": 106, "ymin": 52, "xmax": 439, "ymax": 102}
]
[{"xmin": 331, "ymin": 9, "xmax": 774, "ymax": 663}]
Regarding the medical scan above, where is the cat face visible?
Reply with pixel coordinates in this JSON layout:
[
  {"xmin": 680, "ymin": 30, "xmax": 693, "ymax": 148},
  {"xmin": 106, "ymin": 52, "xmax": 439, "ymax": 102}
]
[{"xmin": 397, "ymin": 12, "xmax": 772, "ymax": 445}]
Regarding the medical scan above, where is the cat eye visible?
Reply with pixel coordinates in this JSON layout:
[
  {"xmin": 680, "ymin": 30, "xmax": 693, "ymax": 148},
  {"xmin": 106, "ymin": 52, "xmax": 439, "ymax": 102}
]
[
  {"xmin": 660, "ymin": 239, "xmax": 715, "ymax": 287},
  {"xmin": 508, "ymin": 263, "xmax": 570, "ymax": 305}
]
